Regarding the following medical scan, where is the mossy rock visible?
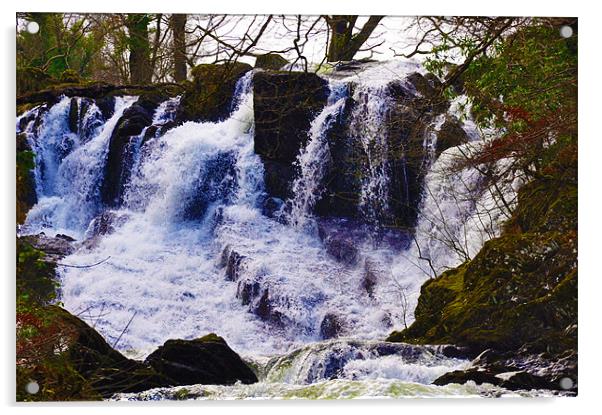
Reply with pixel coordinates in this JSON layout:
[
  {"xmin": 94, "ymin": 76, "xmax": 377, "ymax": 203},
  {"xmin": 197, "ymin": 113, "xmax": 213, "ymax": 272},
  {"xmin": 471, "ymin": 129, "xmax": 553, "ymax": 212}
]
[
  {"xmin": 255, "ymin": 53, "xmax": 288, "ymax": 70},
  {"xmin": 388, "ymin": 146, "xmax": 577, "ymax": 357},
  {"xmin": 17, "ymin": 67, "xmax": 56, "ymax": 97},
  {"xmin": 60, "ymin": 69, "xmax": 81, "ymax": 84},
  {"xmin": 16, "ymin": 143, "xmax": 37, "ymax": 225},
  {"xmin": 17, "ymin": 305, "xmax": 171, "ymax": 401},
  {"xmin": 177, "ymin": 62, "xmax": 252, "ymax": 123}
]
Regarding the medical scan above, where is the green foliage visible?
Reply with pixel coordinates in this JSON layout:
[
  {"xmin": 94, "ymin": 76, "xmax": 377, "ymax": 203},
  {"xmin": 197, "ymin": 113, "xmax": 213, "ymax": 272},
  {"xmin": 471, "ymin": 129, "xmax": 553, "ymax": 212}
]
[
  {"xmin": 456, "ymin": 24, "xmax": 576, "ymax": 131},
  {"xmin": 17, "ymin": 13, "xmax": 104, "ymax": 95},
  {"xmin": 16, "ymin": 239, "xmax": 58, "ymax": 306},
  {"xmin": 388, "ymin": 142, "xmax": 577, "ymax": 355}
]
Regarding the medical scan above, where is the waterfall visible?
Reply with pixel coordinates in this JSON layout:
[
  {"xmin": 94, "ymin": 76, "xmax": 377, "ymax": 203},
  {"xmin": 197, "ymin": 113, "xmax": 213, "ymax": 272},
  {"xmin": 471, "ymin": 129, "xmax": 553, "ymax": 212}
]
[
  {"xmin": 288, "ymin": 81, "xmax": 348, "ymax": 228},
  {"xmin": 23, "ymin": 96, "xmax": 137, "ymax": 236},
  {"xmin": 349, "ymin": 85, "xmax": 393, "ymax": 224},
  {"xmin": 17, "ymin": 63, "xmax": 515, "ymax": 366}
]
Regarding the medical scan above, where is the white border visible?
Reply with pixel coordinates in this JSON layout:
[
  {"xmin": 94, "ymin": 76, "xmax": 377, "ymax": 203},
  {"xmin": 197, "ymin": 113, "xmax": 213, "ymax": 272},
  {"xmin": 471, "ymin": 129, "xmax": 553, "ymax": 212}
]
[{"xmin": 1, "ymin": 1, "xmax": 599, "ymax": 414}]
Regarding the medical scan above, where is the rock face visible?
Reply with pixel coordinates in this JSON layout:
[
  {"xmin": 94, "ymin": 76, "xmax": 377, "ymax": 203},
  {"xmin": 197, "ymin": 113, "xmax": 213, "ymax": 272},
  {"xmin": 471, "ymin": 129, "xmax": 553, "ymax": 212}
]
[
  {"xmin": 254, "ymin": 71, "xmax": 329, "ymax": 199},
  {"xmin": 436, "ymin": 116, "xmax": 470, "ymax": 156},
  {"xmin": 177, "ymin": 62, "xmax": 252, "ymax": 123},
  {"xmin": 20, "ymin": 233, "xmax": 76, "ymax": 261},
  {"xmin": 255, "ymin": 53, "xmax": 288, "ymax": 70},
  {"xmin": 145, "ymin": 334, "xmax": 258, "ymax": 386},
  {"xmin": 47, "ymin": 305, "xmax": 171, "ymax": 398},
  {"xmin": 101, "ymin": 99, "xmax": 157, "ymax": 206},
  {"xmin": 387, "ymin": 144, "xmax": 578, "ymax": 391}
]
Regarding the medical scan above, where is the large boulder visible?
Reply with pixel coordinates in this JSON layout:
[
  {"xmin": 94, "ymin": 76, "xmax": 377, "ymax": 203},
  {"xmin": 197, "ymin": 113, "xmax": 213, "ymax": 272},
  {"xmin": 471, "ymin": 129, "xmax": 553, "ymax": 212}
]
[
  {"xmin": 145, "ymin": 334, "xmax": 258, "ymax": 386},
  {"xmin": 254, "ymin": 71, "xmax": 329, "ymax": 199},
  {"xmin": 101, "ymin": 93, "xmax": 166, "ymax": 207},
  {"xmin": 177, "ymin": 62, "xmax": 252, "ymax": 123},
  {"xmin": 255, "ymin": 53, "xmax": 288, "ymax": 71}
]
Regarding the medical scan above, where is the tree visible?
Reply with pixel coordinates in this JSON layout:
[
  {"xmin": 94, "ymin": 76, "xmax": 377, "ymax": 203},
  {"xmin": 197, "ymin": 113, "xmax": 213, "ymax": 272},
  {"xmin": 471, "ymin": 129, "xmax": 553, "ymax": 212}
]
[
  {"xmin": 323, "ymin": 15, "xmax": 384, "ymax": 62},
  {"xmin": 171, "ymin": 14, "xmax": 187, "ymax": 82},
  {"xmin": 126, "ymin": 14, "xmax": 152, "ymax": 83}
]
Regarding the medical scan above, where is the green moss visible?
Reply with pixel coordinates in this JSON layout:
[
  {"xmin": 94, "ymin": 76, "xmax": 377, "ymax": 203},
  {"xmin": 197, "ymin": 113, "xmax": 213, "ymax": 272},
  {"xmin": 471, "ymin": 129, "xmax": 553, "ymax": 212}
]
[
  {"xmin": 388, "ymin": 145, "xmax": 577, "ymax": 355},
  {"xmin": 180, "ymin": 62, "xmax": 252, "ymax": 122},
  {"xmin": 196, "ymin": 333, "xmax": 225, "ymax": 343},
  {"xmin": 16, "ymin": 147, "xmax": 37, "ymax": 225},
  {"xmin": 255, "ymin": 53, "xmax": 288, "ymax": 70}
]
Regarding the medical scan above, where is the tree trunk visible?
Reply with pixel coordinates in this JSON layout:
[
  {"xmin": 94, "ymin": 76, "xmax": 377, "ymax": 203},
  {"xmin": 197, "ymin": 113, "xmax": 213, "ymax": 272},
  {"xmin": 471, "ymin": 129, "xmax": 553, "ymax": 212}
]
[
  {"xmin": 326, "ymin": 15, "xmax": 384, "ymax": 62},
  {"xmin": 126, "ymin": 14, "xmax": 152, "ymax": 84},
  {"xmin": 172, "ymin": 14, "xmax": 187, "ymax": 82}
]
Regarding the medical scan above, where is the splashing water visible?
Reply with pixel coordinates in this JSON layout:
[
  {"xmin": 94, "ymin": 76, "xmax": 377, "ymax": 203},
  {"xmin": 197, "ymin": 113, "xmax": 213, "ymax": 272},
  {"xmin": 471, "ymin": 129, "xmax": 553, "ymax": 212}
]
[
  {"xmin": 17, "ymin": 64, "xmax": 523, "ymax": 397},
  {"xmin": 288, "ymin": 81, "xmax": 348, "ymax": 229}
]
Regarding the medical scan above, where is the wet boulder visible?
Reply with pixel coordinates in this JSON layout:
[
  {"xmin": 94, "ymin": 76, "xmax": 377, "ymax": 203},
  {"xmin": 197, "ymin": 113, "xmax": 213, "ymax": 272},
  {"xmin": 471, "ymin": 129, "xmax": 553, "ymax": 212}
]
[
  {"xmin": 177, "ymin": 62, "xmax": 252, "ymax": 123},
  {"xmin": 362, "ymin": 258, "xmax": 382, "ymax": 297},
  {"xmin": 319, "ymin": 313, "xmax": 345, "ymax": 340},
  {"xmin": 220, "ymin": 246, "xmax": 247, "ymax": 282},
  {"xmin": 181, "ymin": 151, "xmax": 238, "ymax": 221},
  {"xmin": 101, "ymin": 102, "xmax": 156, "ymax": 207},
  {"xmin": 254, "ymin": 71, "xmax": 329, "ymax": 199},
  {"xmin": 317, "ymin": 219, "xmax": 361, "ymax": 266},
  {"xmin": 255, "ymin": 53, "xmax": 288, "ymax": 70},
  {"xmin": 145, "ymin": 334, "xmax": 258, "ymax": 386},
  {"xmin": 436, "ymin": 115, "xmax": 470, "ymax": 155}
]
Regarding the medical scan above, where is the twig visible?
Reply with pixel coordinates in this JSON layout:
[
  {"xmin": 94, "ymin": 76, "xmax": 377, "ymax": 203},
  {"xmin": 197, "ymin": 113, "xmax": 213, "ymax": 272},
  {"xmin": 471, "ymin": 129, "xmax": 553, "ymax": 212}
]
[{"xmin": 56, "ymin": 256, "xmax": 111, "ymax": 268}]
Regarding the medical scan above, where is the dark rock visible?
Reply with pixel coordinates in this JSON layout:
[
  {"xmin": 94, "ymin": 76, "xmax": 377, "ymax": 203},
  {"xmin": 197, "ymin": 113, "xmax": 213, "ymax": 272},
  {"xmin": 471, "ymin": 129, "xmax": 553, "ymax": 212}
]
[
  {"xmin": 95, "ymin": 96, "xmax": 115, "ymax": 120},
  {"xmin": 261, "ymin": 159, "xmax": 296, "ymax": 200},
  {"xmin": 68, "ymin": 97, "xmax": 80, "ymax": 133},
  {"xmin": 101, "ymin": 103, "xmax": 155, "ymax": 206},
  {"xmin": 362, "ymin": 258, "xmax": 380, "ymax": 297},
  {"xmin": 320, "ymin": 313, "xmax": 345, "ymax": 339},
  {"xmin": 21, "ymin": 233, "xmax": 76, "ymax": 261},
  {"xmin": 261, "ymin": 196, "xmax": 286, "ymax": 219},
  {"xmin": 224, "ymin": 249, "xmax": 246, "ymax": 282},
  {"xmin": 83, "ymin": 211, "xmax": 128, "ymax": 249},
  {"xmin": 145, "ymin": 334, "xmax": 258, "ymax": 386},
  {"xmin": 255, "ymin": 288, "xmax": 285, "ymax": 326},
  {"xmin": 254, "ymin": 71, "xmax": 329, "ymax": 162},
  {"xmin": 314, "ymin": 94, "xmax": 363, "ymax": 218},
  {"xmin": 433, "ymin": 368, "xmax": 502, "ymax": 387},
  {"xmin": 177, "ymin": 62, "xmax": 252, "ymax": 123},
  {"xmin": 47, "ymin": 305, "xmax": 171, "ymax": 397},
  {"xmin": 255, "ymin": 53, "xmax": 288, "ymax": 70},
  {"xmin": 237, "ymin": 279, "xmax": 261, "ymax": 306},
  {"xmin": 439, "ymin": 345, "xmax": 475, "ymax": 360},
  {"xmin": 85, "ymin": 211, "xmax": 125, "ymax": 238},
  {"xmin": 436, "ymin": 116, "xmax": 469, "ymax": 155}
]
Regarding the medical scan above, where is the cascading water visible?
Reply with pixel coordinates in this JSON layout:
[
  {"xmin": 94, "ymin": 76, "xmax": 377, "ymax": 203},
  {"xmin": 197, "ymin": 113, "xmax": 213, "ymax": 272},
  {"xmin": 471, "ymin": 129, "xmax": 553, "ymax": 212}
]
[
  {"xmin": 288, "ymin": 81, "xmax": 348, "ymax": 228},
  {"xmin": 349, "ymin": 84, "xmax": 393, "ymax": 224},
  {"xmin": 22, "ymin": 96, "xmax": 137, "ymax": 236},
  {"xmin": 17, "ymin": 62, "xmax": 522, "ymax": 398}
]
